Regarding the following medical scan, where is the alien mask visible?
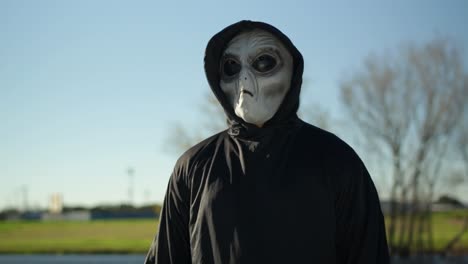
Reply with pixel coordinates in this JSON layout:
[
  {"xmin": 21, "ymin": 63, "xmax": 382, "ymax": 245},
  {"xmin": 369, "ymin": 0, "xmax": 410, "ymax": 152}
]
[{"xmin": 219, "ymin": 29, "xmax": 294, "ymax": 127}]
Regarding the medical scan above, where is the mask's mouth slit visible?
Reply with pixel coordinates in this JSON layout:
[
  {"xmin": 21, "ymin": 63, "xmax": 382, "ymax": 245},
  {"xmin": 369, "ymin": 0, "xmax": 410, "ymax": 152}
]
[{"xmin": 240, "ymin": 90, "xmax": 254, "ymax": 97}]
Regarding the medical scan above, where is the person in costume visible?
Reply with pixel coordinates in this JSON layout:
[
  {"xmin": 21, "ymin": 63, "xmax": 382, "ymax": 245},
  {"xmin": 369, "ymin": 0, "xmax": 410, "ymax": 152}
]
[{"xmin": 145, "ymin": 20, "xmax": 389, "ymax": 264}]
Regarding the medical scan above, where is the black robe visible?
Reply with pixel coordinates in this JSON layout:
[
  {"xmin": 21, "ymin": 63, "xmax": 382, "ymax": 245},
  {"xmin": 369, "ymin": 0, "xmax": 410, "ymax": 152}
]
[{"xmin": 145, "ymin": 20, "xmax": 389, "ymax": 264}]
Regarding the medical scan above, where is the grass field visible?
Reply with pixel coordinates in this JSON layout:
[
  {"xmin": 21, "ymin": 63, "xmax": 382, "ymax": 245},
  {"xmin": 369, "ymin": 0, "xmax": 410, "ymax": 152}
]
[
  {"xmin": 385, "ymin": 209, "xmax": 468, "ymax": 253},
  {"xmin": 0, "ymin": 210, "xmax": 467, "ymax": 254},
  {"xmin": 0, "ymin": 219, "xmax": 159, "ymax": 254}
]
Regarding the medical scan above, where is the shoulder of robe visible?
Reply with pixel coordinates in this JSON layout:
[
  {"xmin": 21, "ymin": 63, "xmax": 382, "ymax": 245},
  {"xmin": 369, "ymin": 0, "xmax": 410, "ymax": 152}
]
[
  {"xmin": 299, "ymin": 122, "xmax": 358, "ymax": 158},
  {"xmin": 171, "ymin": 130, "xmax": 228, "ymax": 183},
  {"xmin": 299, "ymin": 121, "xmax": 365, "ymax": 184}
]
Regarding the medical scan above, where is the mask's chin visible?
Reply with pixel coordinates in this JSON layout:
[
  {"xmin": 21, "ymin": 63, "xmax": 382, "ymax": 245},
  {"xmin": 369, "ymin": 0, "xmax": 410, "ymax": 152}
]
[{"xmin": 234, "ymin": 95, "xmax": 274, "ymax": 127}]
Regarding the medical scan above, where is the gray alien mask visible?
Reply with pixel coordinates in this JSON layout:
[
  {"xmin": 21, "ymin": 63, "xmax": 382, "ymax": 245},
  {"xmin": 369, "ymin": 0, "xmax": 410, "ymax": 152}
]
[{"xmin": 219, "ymin": 29, "xmax": 294, "ymax": 127}]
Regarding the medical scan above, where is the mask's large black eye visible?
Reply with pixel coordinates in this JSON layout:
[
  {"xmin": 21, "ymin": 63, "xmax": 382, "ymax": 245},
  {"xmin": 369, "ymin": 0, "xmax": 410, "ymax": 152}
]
[
  {"xmin": 252, "ymin": 54, "xmax": 277, "ymax": 73},
  {"xmin": 223, "ymin": 58, "xmax": 241, "ymax": 77}
]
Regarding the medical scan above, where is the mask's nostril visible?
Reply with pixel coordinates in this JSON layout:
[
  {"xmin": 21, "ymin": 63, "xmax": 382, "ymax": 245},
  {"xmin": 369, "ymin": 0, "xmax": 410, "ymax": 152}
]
[{"xmin": 244, "ymin": 77, "xmax": 247, "ymax": 80}]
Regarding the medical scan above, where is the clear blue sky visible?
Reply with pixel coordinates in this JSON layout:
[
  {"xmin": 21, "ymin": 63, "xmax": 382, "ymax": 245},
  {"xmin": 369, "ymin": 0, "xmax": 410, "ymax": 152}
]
[{"xmin": 1, "ymin": 0, "xmax": 467, "ymax": 210}]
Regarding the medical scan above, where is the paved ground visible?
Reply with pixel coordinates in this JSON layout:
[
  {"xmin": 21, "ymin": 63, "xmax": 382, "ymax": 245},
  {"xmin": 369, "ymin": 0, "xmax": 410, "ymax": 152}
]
[{"xmin": 392, "ymin": 255, "xmax": 468, "ymax": 264}]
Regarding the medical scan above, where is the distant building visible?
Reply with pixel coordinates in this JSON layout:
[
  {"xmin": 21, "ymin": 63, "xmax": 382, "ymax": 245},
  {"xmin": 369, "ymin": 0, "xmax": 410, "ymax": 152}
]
[
  {"xmin": 41, "ymin": 193, "xmax": 92, "ymax": 221},
  {"xmin": 431, "ymin": 201, "xmax": 465, "ymax": 212},
  {"xmin": 380, "ymin": 199, "xmax": 466, "ymax": 215},
  {"xmin": 49, "ymin": 193, "xmax": 63, "ymax": 214},
  {"xmin": 41, "ymin": 210, "xmax": 91, "ymax": 221},
  {"xmin": 380, "ymin": 200, "xmax": 412, "ymax": 215}
]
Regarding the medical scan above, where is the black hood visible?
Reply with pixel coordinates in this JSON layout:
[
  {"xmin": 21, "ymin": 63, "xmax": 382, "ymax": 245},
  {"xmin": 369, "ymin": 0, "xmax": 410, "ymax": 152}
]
[{"xmin": 204, "ymin": 20, "xmax": 304, "ymax": 137}]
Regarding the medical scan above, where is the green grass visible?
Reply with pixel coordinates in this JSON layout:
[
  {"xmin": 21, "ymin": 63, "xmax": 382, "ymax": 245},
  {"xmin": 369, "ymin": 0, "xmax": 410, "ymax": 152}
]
[
  {"xmin": 1, "ymin": 210, "xmax": 467, "ymax": 254},
  {"xmin": 385, "ymin": 209, "xmax": 468, "ymax": 253},
  {"xmin": 0, "ymin": 219, "xmax": 159, "ymax": 254}
]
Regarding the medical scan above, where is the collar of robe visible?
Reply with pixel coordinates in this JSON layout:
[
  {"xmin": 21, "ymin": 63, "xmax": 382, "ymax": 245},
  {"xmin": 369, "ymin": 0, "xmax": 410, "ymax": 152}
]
[{"xmin": 227, "ymin": 115, "xmax": 303, "ymax": 155}]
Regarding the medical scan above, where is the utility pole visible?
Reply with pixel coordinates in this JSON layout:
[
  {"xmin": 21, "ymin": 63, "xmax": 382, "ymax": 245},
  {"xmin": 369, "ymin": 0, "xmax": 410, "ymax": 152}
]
[
  {"xmin": 127, "ymin": 167, "xmax": 135, "ymax": 206},
  {"xmin": 21, "ymin": 185, "xmax": 28, "ymax": 212},
  {"xmin": 144, "ymin": 189, "xmax": 151, "ymax": 204}
]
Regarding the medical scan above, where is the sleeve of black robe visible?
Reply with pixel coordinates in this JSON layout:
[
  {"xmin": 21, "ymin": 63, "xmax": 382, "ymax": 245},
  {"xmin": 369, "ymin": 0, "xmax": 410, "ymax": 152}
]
[
  {"xmin": 144, "ymin": 166, "xmax": 191, "ymax": 264},
  {"xmin": 334, "ymin": 150, "xmax": 390, "ymax": 264}
]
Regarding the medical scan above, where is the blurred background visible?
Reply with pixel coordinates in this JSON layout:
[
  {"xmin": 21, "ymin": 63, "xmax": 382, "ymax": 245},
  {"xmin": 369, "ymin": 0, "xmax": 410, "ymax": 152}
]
[{"xmin": 1, "ymin": 0, "xmax": 467, "ymax": 263}]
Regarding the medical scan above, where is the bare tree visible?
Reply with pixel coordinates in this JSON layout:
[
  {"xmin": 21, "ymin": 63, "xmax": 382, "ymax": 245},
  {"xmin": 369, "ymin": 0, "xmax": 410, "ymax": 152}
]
[
  {"xmin": 165, "ymin": 91, "xmax": 227, "ymax": 155},
  {"xmin": 443, "ymin": 115, "xmax": 468, "ymax": 253},
  {"xmin": 340, "ymin": 38, "xmax": 468, "ymax": 255},
  {"xmin": 299, "ymin": 104, "xmax": 332, "ymax": 131}
]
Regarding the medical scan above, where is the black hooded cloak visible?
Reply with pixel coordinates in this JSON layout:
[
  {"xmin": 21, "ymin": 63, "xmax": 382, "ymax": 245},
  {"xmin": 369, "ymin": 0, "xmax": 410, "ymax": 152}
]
[{"xmin": 145, "ymin": 20, "xmax": 389, "ymax": 264}]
